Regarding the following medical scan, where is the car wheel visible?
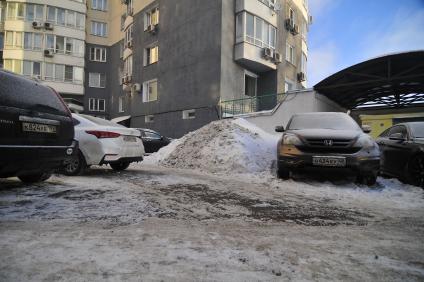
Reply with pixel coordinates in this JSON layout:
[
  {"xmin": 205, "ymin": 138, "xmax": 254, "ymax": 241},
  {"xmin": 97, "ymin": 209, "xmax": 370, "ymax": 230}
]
[
  {"xmin": 61, "ymin": 151, "xmax": 86, "ymax": 176},
  {"xmin": 277, "ymin": 165, "xmax": 290, "ymax": 180},
  {"xmin": 356, "ymin": 172, "xmax": 377, "ymax": 186},
  {"xmin": 18, "ymin": 172, "xmax": 51, "ymax": 183},
  {"xmin": 407, "ymin": 154, "xmax": 424, "ymax": 188},
  {"xmin": 110, "ymin": 162, "xmax": 131, "ymax": 171}
]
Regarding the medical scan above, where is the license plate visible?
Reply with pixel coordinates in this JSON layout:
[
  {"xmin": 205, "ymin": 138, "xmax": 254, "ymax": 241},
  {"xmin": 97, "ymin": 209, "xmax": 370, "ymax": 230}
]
[
  {"xmin": 123, "ymin": 136, "xmax": 137, "ymax": 142},
  {"xmin": 22, "ymin": 122, "xmax": 57, "ymax": 134},
  {"xmin": 313, "ymin": 156, "xmax": 346, "ymax": 167}
]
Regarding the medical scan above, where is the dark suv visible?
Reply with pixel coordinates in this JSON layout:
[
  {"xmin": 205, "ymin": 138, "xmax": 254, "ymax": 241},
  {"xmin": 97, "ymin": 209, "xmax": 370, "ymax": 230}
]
[
  {"xmin": 275, "ymin": 112, "xmax": 380, "ymax": 185},
  {"xmin": 0, "ymin": 70, "xmax": 77, "ymax": 183}
]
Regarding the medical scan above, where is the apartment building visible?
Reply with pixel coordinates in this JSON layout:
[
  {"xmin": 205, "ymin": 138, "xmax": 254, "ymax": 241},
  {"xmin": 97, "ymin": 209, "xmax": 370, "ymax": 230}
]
[{"xmin": 0, "ymin": 0, "xmax": 309, "ymax": 138}]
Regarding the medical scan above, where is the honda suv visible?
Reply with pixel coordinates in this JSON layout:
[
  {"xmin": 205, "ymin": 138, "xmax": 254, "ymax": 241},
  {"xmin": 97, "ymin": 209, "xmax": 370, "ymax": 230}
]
[
  {"xmin": 0, "ymin": 70, "xmax": 77, "ymax": 183},
  {"xmin": 275, "ymin": 112, "xmax": 380, "ymax": 185}
]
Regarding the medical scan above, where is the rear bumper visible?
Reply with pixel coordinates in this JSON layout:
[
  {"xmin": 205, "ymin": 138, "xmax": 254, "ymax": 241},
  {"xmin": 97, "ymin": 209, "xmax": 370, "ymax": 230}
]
[
  {"xmin": 100, "ymin": 156, "xmax": 143, "ymax": 165},
  {"xmin": 0, "ymin": 140, "xmax": 78, "ymax": 177}
]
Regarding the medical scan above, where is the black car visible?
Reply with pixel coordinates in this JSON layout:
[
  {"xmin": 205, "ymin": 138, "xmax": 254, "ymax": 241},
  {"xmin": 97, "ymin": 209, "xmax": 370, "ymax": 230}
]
[
  {"xmin": 376, "ymin": 122, "xmax": 424, "ymax": 187},
  {"xmin": 275, "ymin": 112, "xmax": 380, "ymax": 185},
  {"xmin": 0, "ymin": 70, "xmax": 77, "ymax": 183},
  {"xmin": 136, "ymin": 128, "xmax": 171, "ymax": 154}
]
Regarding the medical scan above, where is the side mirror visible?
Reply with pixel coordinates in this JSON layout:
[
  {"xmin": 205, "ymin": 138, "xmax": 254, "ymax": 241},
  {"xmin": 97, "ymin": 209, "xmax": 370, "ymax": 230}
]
[
  {"xmin": 275, "ymin": 126, "xmax": 285, "ymax": 132},
  {"xmin": 389, "ymin": 133, "xmax": 406, "ymax": 141},
  {"xmin": 362, "ymin": 125, "xmax": 371, "ymax": 134}
]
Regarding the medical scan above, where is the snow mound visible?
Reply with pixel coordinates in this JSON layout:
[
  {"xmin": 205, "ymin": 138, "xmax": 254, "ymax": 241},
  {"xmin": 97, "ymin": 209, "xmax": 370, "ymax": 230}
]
[{"xmin": 145, "ymin": 119, "xmax": 279, "ymax": 174}]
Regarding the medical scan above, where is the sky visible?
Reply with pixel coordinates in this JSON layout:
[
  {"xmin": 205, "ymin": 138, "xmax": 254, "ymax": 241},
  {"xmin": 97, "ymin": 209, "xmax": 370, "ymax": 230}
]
[{"xmin": 307, "ymin": 0, "xmax": 424, "ymax": 86}]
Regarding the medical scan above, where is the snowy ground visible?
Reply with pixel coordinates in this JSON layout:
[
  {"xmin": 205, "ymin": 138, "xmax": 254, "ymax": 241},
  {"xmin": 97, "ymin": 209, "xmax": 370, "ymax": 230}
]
[{"xmin": 1, "ymin": 119, "xmax": 424, "ymax": 281}]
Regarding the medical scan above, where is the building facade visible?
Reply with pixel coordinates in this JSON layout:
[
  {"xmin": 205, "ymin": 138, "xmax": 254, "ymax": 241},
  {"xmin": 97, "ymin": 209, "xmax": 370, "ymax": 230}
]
[{"xmin": 0, "ymin": 0, "xmax": 310, "ymax": 138}]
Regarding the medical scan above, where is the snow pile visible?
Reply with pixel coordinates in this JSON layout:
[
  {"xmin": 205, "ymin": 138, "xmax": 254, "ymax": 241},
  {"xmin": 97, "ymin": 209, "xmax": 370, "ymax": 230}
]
[{"xmin": 145, "ymin": 119, "xmax": 279, "ymax": 174}]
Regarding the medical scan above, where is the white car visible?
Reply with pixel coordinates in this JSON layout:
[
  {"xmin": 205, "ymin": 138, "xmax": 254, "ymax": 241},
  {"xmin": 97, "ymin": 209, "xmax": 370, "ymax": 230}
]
[{"xmin": 62, "ymin": 114, "xmax": 145, "ymax": 175}]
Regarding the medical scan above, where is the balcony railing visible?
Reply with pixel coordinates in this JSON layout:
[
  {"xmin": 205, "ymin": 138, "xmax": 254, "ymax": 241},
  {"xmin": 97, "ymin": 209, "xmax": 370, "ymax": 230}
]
[{"xmin": 220, "ymin": 93, "xmax": 286, "ymax": 118}]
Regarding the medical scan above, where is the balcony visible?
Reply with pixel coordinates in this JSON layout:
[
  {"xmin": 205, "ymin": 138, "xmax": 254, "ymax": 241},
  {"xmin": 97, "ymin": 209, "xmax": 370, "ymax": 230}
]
[
  {"xmin": 234, "ymin": 42, "xmax": 277, "ymax": 72},
  {"xmin": 235, "ymin": 0, "xmax": 277, "ymax": 27}
]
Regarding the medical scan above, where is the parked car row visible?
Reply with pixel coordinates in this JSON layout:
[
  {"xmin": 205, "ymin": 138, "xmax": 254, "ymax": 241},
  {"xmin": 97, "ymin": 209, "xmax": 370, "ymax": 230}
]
[
  {"xmin": 275, "ymin": 112, "xmax": 424, "ymax": 187},
  {"xmin": 0, "ymin": 70, "xmax": 172, "ymax": 183}
]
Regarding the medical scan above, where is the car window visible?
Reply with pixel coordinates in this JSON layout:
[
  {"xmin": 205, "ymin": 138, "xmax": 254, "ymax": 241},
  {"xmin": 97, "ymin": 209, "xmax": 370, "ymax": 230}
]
[
  {"xmin": 0, "ymin": 70, "xmax": 69, "ymax": 115},
  {"xmin": 378, "ymin": 128, "xmax": 391, "ymax": 138},
  {"xmin": 144, "ymin": 131, "xmax": 161, "ymax": 139},
  {"xmin": 287, "ymin": 114, "xmax": 361, "ymax": 131},
  {"xmin": 388, "ymin": 125, "xmax": 408, "ymax": 139},
  {"xmin": 409, "ymin": 123, "xmax": 424, "ymax": 138}
]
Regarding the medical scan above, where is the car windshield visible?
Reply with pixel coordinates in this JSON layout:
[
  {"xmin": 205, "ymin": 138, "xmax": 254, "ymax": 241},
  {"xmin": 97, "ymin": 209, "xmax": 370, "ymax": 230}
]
[
  {"xmin": 409, "ymin": 123, "xmax": 424, "ymax": 138},
  {"xmin": 79, "ymin": 114, "xmax": 125, "ymax": 127},
  {"xmin": 288, "ymin": 114, "xmax": 361, "ymax": 131}
]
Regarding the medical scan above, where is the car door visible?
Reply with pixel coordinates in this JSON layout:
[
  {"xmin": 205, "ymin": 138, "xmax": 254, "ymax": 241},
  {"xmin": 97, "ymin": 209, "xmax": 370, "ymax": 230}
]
[{"xmin": 377, "ymin": 125, "xmax": 410, "ymax": 175}]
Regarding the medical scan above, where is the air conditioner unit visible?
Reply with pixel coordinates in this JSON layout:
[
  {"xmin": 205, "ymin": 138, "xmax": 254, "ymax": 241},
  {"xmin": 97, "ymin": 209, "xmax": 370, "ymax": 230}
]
[
  {"xmin": 285, "ymin": 19, "xmax": 294, "ymax": 31},
  {"xmin": 132, "ymin": 83, "xmax": 141, "ymax": 92},
  {"xmin": 123, "ymin": 74, "xmax": 132, "ymax": 84},
  {"xmin": 297, "ymin": 72, "xmax": 306, "ymax": 82},
  {"xmin": 262, "ymin": 47, "xmax": 273, "ymax": 59},
  {"xmin": 44, "ymin": 49, "xmax": 54, "ymax": 57},
  {"xmin": 44, "ymin": 22, "xmax": 53, "ymax": 30},
  {"xmin": 273, "ymin": 52, "xmax": 282, "ymax": 64},
  {"xmin": 32, "ymin": 21, "xmax": 42, "ymax": 29},
  {"xmin": 147, "ymin": 24, "xmax": 158, "ymax": 34},
  {"xmin": 127, "ymin": 40, "xmax": 133, "ymax": 49},
  {"xmin": 292, "ymin": 24, "xmax": 300, "ymax": 35}
]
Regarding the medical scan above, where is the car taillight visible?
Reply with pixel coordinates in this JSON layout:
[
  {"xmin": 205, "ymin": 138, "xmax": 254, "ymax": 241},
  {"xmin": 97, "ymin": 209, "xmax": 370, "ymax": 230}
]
[{"xmin": 86, "ymin": 130, "xmax": 121, "ymax": 139}]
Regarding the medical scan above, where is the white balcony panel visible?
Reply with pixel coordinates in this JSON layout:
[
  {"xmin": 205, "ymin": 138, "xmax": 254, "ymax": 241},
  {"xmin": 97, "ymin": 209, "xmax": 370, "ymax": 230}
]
[
  {"xmin": 42, "ymin": 81, "xmax": 84, "ymax": 95},
  {"xmin": 5, "ymin": 21, "xmax": 86, "ymax": 41},
  {"xmin": 235, "ymin": 0, "xmax": 278, "ymax": 27},
  {"xmin": 234, "ymin": 42, "xmax": 276, "ymax": 72}
]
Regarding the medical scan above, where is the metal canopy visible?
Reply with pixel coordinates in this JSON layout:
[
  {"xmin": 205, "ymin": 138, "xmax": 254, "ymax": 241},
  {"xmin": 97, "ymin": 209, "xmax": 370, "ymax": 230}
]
[{"xmin": 314, "ymin": 51, "xmax": 424, "ymax": 110}]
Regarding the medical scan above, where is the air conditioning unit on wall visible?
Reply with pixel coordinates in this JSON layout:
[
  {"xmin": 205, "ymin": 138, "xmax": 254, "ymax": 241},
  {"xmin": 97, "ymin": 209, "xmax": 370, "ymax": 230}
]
[
  {"xmin": 263, "ymin": 47, "xmax": 273, "ymax": 59},
  {"xmin": 297, "ymin": 72, "xmax": 306, "ymax": 82},
  {"xmin": 44, "ymin": 49, "xmax": 54, "ymax": 57},
  {"xmin": 273, "ymin": 52, "xmax": 282, "ymax": 64},
  {"xmin": 44, "ymin": 22, "xmax": 53, "ymax": 30},
  {"xmin": 32, "ymin": 21, "xmax": 42, "ymax": 29}
]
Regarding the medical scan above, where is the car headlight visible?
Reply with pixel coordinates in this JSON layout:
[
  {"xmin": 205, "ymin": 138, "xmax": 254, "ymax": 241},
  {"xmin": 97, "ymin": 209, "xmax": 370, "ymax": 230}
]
[
  {"xmin": 354, "ymin": 135, "xmax": 376, "ymax": 149},
  {"xmin": 282, "ymin": 134, "xmax": 303, "ymax": 146}
]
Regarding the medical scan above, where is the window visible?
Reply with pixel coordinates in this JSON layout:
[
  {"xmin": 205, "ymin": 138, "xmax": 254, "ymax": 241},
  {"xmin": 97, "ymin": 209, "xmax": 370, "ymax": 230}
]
[
  {"xmin": 145, "ymin": 115, "xmax": 154, "ymax": 123},
  {"xmin": 65, "ymin": 65, "xmax": 73, "ymax": 82},
  {"xmin": 6, "ymin": 3, "xmax": 16, "ymax": 19},
  {"xmin": 5, "ymin": 31, "xmax": 13, "ymax": 46},
  {"xmin": 125, "ymin": 24, "xmax": 133, "ymax": 47},
  {"xmin": 236, "ymin": 12, "xmax": 277, "ymax": 49},
  {"xmin": 24, "ymin": 33, "xmax": 32, "ymax": 49},
  {"xmin": 55, "ymin": 64, "xmax": 64, "ymax": 81},
  {"xmin": 285, "ymin": 80, "xmax": 294, "ymax": 92},
  {"xmin": 89, "ymin": 73, "xmax": 106, "ymax": 88},
  {"xmin": 142, "ymin": 79, "xmax": 158, "ymax": 102},
  {"xmin": 57, "ymin": 8, "xmax": 65, "ymax": 25},
  {"xmin": 34, "ymin": 33, "xmax": 42, "ymax": 50},
  {"xmin": 286, "ymin": 43, "xmax": 295, "ymax": 64},
  {"xmin": 76, "ymin": 13, "xmax": 85, "ymax": 29},
  {"xmin": 46, "ymin": 34, "xmax": 55, "ymax": 50},
  {"xmin": 22, "ymin": 61, "xmax": 41, "ymax": 78},
  {"xmin": 126, "ymin": 0, "xmax": 133, "ymax": 15},
  {"xmin": 14, "ymin": 32, "xmax": 22, "ymax": 47},
  {"xmin": 120, "ymin": 14, "xmax": 126, "ymax": 30},
  {"xmin": 388, "ymin": 126, "xmax": 408, "ymax": 139},
  {"xmin": 66, "ymin": 10, "xmax": 75, "ymax": 27},
  {"xmin": 45, "ymin": 63, "xmax": 54, "ymax": 80},
  {"xmin": 25, "ymin": 4, "xmax": 43, "ymax": 21},
  {"xmin": 16, "ymin": 3, "xmax": 24, "ymax": 19},
  {"xmin": 92, "ymin": 0, "xmax": 108, "ymax": 11},
  {"xmin": 118, "ymin": 97, "xmax": 124, "ymax": 112},
  {"xmin": 301, "ymin": 52, "xmax": 307, "ymax": 75},
  {"xmin": 0, "ymin": 34, "xmax": 3, "ymax": 51},
  {"xmin": 55, "ymin": 36, "xmax": 65, "ymax": 53},
  {"xmin": 182, "ymin": 109, "xmax": 196, "ymax": 120},
  {"xmin": 144, "ymin": 7, "xmax": 159, "ymax": 30},
  {"xmin": 46, "ymin": 6, "xmax": 84, "ymax": 29},
  {"xmin": 89, "ymin": 98, "xmax": 106, "ymax": 112},
  {"xmin": 91, "ymin": 21, "xmax": 107, "ymax": 37},
  {"xmin": 124, "ymin": 55, "xmax": 133, "ymax": 75},
  {"xmin": 90, "ymin": 47, "xmax": 107, "ymax": 62},
  {"xmin": 258, "ymin": 0, "xmax": 276, "ymax": 8},
  {"xmin": 244, "ymin": 72, "xmax": 257, "ymax": 97},
  {"xmin": 144, "ymin": 46, "xmax": 159, "ymax": 66},
  {"xmin": 74, "ymin": 67, "xmax": 84, "ymax": 84}
]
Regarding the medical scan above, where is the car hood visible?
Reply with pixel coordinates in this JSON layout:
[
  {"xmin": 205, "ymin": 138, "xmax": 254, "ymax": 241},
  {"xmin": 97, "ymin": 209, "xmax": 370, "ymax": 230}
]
[{"xmin": 287, "ymin": 129, "xmax": 361, "ymax": 140}]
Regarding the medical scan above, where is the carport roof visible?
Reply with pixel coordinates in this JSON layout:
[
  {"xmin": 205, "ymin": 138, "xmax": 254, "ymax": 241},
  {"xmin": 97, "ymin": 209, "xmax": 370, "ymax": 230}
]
[{"xmin": 314, "ymin": 51, "xmax": 424, "ymax": 110}]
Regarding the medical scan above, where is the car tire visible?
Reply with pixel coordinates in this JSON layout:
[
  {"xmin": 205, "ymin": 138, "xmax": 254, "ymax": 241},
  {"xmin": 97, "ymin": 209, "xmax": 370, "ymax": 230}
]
[
  {"xmin": 18, "ymin": 172, "xmax": 51, "ymax": 183},
  {"xmin": 110, "ymin": 162, "xmax": 131, "ymax": 171},
  {"xmin": 406, "ymin": 154, "xmax": 424, "ymax": 188},
  {"xmin": 356, "ymin": 172, "xmax": 377, "ymax": 186},
  {"xmin": 277, "ymin": 165, "xmax": 290, "ymax": 180},
  {"xmin": 61, "ymin": 151, "xmax": 86, "ymax": 176}
]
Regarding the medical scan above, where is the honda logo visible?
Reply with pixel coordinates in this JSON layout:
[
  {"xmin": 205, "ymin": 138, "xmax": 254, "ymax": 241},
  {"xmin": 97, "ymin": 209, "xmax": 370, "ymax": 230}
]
[{"xmin": 323, "ymin": 140, "xmax": 333, "ymax": 146}]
